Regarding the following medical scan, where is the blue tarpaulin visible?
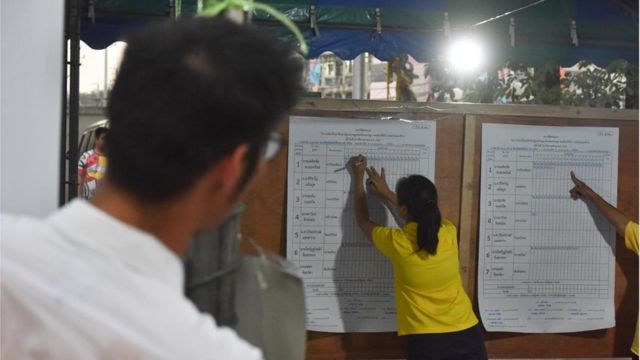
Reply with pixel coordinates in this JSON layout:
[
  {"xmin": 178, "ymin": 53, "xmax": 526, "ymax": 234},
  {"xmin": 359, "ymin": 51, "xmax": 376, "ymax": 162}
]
[{"xmin": 80, "ymin": 0, "xmax": 638, "ymax": 66}]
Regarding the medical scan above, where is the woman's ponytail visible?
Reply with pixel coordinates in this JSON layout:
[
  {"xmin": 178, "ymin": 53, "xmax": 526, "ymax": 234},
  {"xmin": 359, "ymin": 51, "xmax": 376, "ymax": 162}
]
[
  {"xmin": 416, "ymin": 200, "xmax": 441, "ymax": 255},
  {"xmin": 396, "ymin": 175, "xmax": 441, "ymax": 255}
]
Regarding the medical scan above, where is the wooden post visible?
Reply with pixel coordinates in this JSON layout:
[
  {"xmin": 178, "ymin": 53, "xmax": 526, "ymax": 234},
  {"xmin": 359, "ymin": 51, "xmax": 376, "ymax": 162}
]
[{"xmin": 458, "ymin": 114, "xmax": 477, "ymax": 293}]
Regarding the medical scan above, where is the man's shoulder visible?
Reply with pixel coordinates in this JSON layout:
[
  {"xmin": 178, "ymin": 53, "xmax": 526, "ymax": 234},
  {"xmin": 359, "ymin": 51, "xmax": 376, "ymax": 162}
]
[
  {"xmin": 2, "ymin": 212, "xmax": 43, "ymax": 224},
  {"xmin": 1, "ymin": 213, "xmax": 50, "ymax": 245},
  {"xmin": 1, "ymin": 211, "xmax": 262, "ymax": 359},
  {"xmin": 2, "ymin": 266, "xmax": 262, "ymax": 359},
  {"xmin": 1, "ymin": 211, "xmax": 70, "ymax": 277}
]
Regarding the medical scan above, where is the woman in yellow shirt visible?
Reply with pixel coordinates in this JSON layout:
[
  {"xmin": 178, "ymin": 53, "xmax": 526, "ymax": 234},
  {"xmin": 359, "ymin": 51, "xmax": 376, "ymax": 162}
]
[{"xmin": 351, "ymin": 155, "xmax": 487, "ymax": 360}]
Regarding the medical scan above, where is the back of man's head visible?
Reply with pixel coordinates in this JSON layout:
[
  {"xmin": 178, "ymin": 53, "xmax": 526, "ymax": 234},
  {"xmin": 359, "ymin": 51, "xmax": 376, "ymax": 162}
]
[
  {"xmin": 107, "ymin": 17, "xmax": 303, "ymax": 203},
  {"xmin": 94, "ymin": 127, "xmax": 108, "ymax": 140}
]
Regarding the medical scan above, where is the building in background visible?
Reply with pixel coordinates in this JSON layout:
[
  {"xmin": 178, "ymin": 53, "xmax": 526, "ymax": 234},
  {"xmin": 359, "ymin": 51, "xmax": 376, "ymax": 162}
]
[{"xmin": 312, "ymin": 53, "xmax": 356, "ymax": 99}]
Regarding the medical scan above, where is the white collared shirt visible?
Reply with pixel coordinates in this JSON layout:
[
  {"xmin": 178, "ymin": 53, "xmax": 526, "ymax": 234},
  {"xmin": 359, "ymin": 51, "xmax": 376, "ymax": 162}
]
[{"xmin": 1, "ymin": 200, "xmax": 262, "ymax": 359}]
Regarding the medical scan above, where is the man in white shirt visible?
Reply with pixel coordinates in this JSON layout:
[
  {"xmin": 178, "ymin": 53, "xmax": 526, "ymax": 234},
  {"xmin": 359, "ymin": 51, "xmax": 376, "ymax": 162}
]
[{"xmin": 1, "ymin": 17, "xmax": 302, "ymax": 359}]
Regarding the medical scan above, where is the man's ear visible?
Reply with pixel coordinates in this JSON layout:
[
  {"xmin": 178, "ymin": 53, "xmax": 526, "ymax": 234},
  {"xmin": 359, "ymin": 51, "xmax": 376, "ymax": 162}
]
[{"xmin": 207, "ymin": 144, "xmax": 249, "ymax": 194}]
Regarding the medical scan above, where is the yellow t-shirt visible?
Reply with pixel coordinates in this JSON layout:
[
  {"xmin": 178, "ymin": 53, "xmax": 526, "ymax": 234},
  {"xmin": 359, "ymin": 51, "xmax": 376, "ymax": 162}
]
[
  {"xmin": 372, "ymin": 219, "xmax": 478, "ymax": 335},
  {"xmin": 625, "ymin": 221, "xmax": 638, "ymax": 356}
]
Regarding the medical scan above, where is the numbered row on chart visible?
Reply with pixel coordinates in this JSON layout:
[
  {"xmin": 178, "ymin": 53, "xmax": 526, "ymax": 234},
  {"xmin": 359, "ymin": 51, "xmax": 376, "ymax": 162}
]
[
  {"xmin": 485, "ymin": 162, "xmax": 611, "ymax": 184},
  {"xmin": 303, "ymin": 279, "xmax": 394, "ymax": 298},
  {"xmin": 484, "ymin": 194, "xmax": 614, "ymax": 213},
  {"xmin": 291, "ymin": 207, "xmax": 392, "ymax": 227},
  {"xmin": 291, "ymin": 156, "xmax": 425, "ymax": 174},
  {"xmin": 290, "ymin": 190, "xmax": 349, "ymax": 208},
  {"xmin": 290, "ymin": 243, "xmax": 386, "ymax": 262},
  {"xmin": 291, "ymin": 226, "xmax": 371, "ymax": 243},
  {"xmin": 483, "ymin": 176, "xmax": 596, "ymax": 194},
  {"xmin": 484, "ymin": 177, "xmax": 611, "ymax": 195},
  {"xmin": 482, "ymin": 246, "xmax": 611, "ymax": 264},
  {"xmin": 291, "ymin": 207, "xmax": 345, "ymax": 226},
  {"xmin": 484, "ymin": 212, "xmax": 612, "ymax": 231},
  {"xmin": 485, "ymin": 160, "xmax": 613, "ymax": 179},
  {"xmin": 294, "ymin": 259, "xmax": 393, "ymax": 279},
  {"xmin": 292, "ymin": 173, "xmax": 415, "ymax": 192},
  {"xmin": 291, "ymin": 173, "xmax": 350, "ymax": 190},
  {"xmin": 292, "ymin": 157, "xmax": 350, "ymax": 173},
  {"xmin": 482, "ymin": 262, "xmax": 609, "ymax": 281},
  {"xmin": 484, "ymin": 229, "xmax": 613, "ymax": 246},
  {"xmin": 291, "ymin": 190, "xmax": 396, "ymax": 209}
]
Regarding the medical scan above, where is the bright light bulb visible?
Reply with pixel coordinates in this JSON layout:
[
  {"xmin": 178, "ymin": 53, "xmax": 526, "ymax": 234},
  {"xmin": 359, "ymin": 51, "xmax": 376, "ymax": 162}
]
[{"xmin": 446, "ymin": 37, "xmax": 484, "ymax": 74}]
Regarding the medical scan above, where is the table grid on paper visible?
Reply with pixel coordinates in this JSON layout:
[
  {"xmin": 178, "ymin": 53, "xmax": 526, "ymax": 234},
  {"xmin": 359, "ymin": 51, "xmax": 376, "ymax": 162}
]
[
  {"xmin": 290, "ymin": 141, "xmax": 431, "ymax": 298},
  {"xmin": 482, "ymin": 148, "xmax": 614, "ymax": 299}
]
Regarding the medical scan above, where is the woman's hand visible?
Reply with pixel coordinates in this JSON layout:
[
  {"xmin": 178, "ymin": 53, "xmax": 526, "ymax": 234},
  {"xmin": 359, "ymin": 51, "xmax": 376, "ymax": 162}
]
[
  {"xmin": 350, "ymin": 154, "xmax": 376, "ymax": 241},
  {"xmin": 569, "ymin": 170, "xmax": 630, "ymax": 238},
  {"xmin": 569, "ymin": 171, "xmax": 595, "ymax": 200},
  {"xmin": 351, "ymin": 154, "xmax": 367, "ymax": 180},
  {"xmin": 365, "ymin": 166, "xmax": 391, "ymax": 198}
]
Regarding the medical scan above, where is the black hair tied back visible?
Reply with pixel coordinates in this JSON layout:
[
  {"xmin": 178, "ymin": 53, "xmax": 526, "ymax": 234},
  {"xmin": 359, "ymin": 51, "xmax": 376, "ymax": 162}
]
[{"xmin": 397, "ymin": 175, "xmax": 442, "ymax": 255}]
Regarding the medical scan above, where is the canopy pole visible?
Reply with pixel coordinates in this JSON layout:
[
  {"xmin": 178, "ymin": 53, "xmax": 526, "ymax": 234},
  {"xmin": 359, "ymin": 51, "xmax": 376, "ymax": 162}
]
[
  {"xmin": 66, "ymin": 0, "xmax": 81, "ymax": 202},
  {"xmin": 59, "ymin": 1, "xmax": 70, "ymax": 206},
  {"xmin": 103, "ymin": 48, "xmax": 108, "ymax": 106},
  {"xmin": 168, "ymin": 0, "xmax": 176, "ymax": 19},
  {"xmin": 352, "ymin": 54, "xmax": 366, "ymax": 99}
]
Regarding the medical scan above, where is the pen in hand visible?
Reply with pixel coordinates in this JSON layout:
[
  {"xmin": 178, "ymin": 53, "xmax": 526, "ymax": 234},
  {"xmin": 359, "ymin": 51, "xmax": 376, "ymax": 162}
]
[{"xmin": 334, "ymin": 160, "xmax": 364, "ymax": 172}]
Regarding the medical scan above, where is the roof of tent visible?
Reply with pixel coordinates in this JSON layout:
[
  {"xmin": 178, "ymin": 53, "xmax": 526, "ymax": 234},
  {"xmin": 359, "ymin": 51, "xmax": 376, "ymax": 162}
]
[{"xmin": 80, "ymin": 0, "xmax": 638, "ymax": 66}]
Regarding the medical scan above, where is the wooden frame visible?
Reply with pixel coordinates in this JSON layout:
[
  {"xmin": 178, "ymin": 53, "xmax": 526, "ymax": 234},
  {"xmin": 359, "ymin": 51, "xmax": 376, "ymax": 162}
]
[{"xmin": 240, "ymin": 99, "xmax": 638, "ymax": 359}]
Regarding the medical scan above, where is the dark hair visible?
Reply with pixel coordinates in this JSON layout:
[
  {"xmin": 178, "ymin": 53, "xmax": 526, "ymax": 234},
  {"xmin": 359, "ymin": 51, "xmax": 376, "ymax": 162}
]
[
  {"xmin": 396, "ymin": 175, "xmax": 441, "ymax": 255},
  {"xmin": 94, "ymin": 127, "xmax": 108, "ymax": 140},
  {"xmin": 106, "ymin": 17, "xmax": 303, "ymax": 203}
]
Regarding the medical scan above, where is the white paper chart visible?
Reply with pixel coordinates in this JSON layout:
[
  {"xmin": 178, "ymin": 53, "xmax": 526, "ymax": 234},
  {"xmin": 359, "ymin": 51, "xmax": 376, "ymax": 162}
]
[
  {"xmin": 478, "ymin": 124, "xmax": 618, "ymax": 333},
  {"xmin": 287, "ymin": 116, "xmax": 436, "ymax": 332}
]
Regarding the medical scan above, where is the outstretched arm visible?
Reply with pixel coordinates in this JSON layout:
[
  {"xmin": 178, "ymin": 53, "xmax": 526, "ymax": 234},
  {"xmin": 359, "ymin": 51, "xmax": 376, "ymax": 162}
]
[
  {"xmin": 366, "ymin": 166, "xmax": 397, "ymax": 206},
  {"xmin": 570, "ymin": 171, "xmax": 630, "ymax": 237},
  {"xmin": 352, "ymin": 155, "xmax": 377, "ymax": 241},
  {"xmin": 366, "ymin": 166, "xmax": 404, "ymax": 226}
]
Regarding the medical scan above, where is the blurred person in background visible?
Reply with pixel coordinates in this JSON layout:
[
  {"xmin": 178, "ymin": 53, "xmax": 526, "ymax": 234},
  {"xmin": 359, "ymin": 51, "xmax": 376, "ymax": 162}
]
[{"xmin": 77, "ymin": 126, "xmax": 109, "ymax": 199}]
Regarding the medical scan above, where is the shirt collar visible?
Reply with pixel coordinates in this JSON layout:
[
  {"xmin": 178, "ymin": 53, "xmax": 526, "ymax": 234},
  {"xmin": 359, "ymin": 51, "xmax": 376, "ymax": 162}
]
[{"xmin": 47, "ymin": 200, "xmax": 184, "ymax": 292}]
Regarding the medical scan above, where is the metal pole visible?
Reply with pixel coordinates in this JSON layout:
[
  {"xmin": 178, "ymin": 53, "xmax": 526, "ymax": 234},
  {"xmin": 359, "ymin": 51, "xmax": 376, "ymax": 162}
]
[
  {"xmin": 67, "ymin": 0, "xmax": 81, "ymax": 202},
  {"xmin": 60, "ymin": 0, "xmax": 70, "ymax": 206},
  {"xmin": 103, "ymin": 47, "xmax": 108, "ymax": 106},
  {"xmin": 352, "ymin": 54, "xmax": 366, "ymax": 99},
  {"xmin": 168, "ymin": 0, "xmax": 176, "ymax": 19}
]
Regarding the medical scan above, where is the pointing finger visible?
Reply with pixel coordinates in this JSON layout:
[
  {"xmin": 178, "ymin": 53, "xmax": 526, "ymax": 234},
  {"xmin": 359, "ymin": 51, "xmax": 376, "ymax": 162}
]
[{"xmin": 570, "ymin": 171, "xmax": 581, "ymax": 186}]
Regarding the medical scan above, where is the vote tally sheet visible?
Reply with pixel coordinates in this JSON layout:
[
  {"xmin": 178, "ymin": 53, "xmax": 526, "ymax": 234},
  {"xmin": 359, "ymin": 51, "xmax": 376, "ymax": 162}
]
[
  {"xmin": 478, "ymin": 123, "xmax": 618, "ymax": 333},
  {"xmin": 287, "ymin": 116, "xmax": 436, "ymax": 332}
]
